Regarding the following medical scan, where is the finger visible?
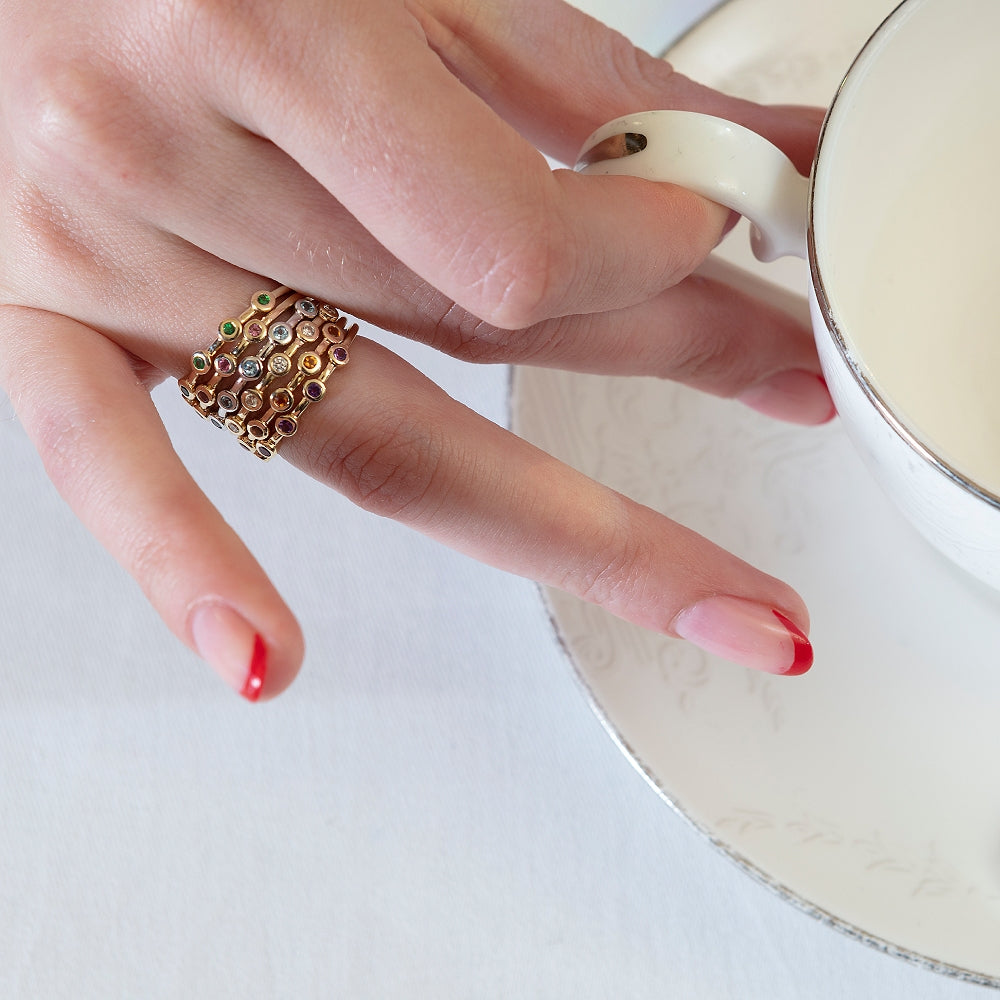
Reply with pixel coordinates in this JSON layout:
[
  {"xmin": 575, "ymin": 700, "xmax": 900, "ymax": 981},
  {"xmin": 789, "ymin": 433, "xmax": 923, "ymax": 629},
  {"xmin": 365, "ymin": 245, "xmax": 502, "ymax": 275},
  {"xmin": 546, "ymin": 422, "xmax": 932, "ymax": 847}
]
[
  {"xmin": 416, "ymin": 0, "xmax": 823, "ymax": 173},
  {"xmin": 418, "ymin": 269, "xmax": 834, "ymax": 426},
  {"xmin": 284, "ymin": 337, "xmax": 812, "ymax": 676},
  {"xmin": 9, "ymin": 255, "xmax": 813, "ymax": 676},
  {"xmin": 0, "ymin": 306, "xmax": 304, "ymax": 701},
  {"xmin": 6, "ymin": 181, "xmax": 829, "ymax": 429},
  {"xmin": 199, "ymin": 1, "xmax": 732, "ymax": 328}
]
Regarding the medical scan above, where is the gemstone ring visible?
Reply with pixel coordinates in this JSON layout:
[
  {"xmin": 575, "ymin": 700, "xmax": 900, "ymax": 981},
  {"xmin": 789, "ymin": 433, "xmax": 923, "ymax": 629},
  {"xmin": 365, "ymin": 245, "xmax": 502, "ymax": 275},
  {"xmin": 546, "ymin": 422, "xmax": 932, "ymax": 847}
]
[{"xmin": 179, "ymin": 286, "xmax": 359, "ymax": 461}]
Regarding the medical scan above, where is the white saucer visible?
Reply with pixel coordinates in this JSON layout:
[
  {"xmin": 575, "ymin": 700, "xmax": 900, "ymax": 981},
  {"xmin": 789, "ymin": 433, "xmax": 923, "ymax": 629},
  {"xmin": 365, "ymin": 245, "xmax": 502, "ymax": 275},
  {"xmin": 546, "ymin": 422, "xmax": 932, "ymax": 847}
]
[{"xmin": 514, "ymin": 0, "xmax": 1000, "ymax": 986}]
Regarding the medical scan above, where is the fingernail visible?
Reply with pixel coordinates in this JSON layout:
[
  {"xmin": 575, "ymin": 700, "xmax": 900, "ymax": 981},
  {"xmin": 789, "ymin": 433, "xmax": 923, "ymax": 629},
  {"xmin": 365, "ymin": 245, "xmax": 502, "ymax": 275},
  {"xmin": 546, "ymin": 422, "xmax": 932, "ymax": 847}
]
[
  {"xmin": 737, "ymin": 370, "xmax": 836, "ymax": 425},
  {"xmin": 189, "ymin": 601, "xmax": 269, "ymax": 701},
  {"xmin": 673, "ymin": 596, "xmax": 813, "ymax": 676}
]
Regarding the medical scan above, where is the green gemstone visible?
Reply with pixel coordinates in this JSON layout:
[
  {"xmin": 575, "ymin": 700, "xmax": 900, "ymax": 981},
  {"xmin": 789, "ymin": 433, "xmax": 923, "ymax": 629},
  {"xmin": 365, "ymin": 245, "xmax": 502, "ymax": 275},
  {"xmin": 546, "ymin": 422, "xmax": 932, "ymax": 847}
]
[
  {"xmin": 256, "ymin": 293, "xmax": 271, "ymax": 307},
  {"xmin": 221, "ymin": 320, "xmax": 237, "ymax": 337},
  {"xmin": 192, "ymin": 353, "xmax": 208, "ymax": 371}
]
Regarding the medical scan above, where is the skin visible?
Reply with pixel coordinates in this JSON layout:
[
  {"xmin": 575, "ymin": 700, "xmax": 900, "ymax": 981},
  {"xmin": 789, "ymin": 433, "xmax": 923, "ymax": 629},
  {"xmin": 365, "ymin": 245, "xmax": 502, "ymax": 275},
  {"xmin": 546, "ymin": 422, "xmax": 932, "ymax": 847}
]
[{"xmin": 0, "ymin": 0, "xmax": 830, "ymax": 697}]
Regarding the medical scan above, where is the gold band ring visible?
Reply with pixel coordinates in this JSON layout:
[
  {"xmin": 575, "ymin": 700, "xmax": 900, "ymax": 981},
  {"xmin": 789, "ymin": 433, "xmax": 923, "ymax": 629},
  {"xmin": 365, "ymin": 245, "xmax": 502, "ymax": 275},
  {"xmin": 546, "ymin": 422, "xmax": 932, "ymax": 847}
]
[{"xmin": 179, "ymin": 286, "xmax": 359, "ymax": 461}]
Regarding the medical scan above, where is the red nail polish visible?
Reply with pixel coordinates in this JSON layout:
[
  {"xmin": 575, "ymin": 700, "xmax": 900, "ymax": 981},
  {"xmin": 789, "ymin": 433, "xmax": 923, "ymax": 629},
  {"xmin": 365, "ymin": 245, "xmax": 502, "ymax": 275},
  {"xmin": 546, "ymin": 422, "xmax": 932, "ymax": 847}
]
[
  {"xmin": 240, "ymin": 635, "xmax": 268, "ymax": 701},
  {"xmin": 673, "ymin": 596, "xmax": 814, "ymax": 676},
  {"xmin": 772, "ymin": 611, "xmax": 814, "ymax": 675}
]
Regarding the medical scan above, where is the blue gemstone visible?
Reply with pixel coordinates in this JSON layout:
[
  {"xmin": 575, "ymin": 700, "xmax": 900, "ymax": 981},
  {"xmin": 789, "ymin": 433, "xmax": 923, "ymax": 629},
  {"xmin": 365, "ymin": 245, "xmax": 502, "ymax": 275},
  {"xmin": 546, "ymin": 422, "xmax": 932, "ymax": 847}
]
[{"xmin": 239, "ymin": 358, "xmax": 263, "ymax": 379}]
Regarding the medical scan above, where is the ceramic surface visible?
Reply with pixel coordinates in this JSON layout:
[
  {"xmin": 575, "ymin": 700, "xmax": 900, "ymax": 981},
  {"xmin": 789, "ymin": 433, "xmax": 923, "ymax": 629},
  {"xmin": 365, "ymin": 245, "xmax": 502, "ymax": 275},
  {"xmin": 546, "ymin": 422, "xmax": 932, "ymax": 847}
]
[
  {"xmin": 514, "ymin": 0, "xmax": 1000, "ymax": 984},
  {"xmin": 580, "ymin": 0, "xmax": 1000, "ymax": 592}
]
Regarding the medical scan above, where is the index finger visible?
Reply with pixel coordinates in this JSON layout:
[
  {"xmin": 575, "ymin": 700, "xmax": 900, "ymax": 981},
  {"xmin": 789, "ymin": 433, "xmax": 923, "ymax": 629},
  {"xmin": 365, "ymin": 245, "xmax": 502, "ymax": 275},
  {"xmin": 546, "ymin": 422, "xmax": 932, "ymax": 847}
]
[{"xmin": 198, "ymin": 0, "xmax": 732, "ymax": 329}]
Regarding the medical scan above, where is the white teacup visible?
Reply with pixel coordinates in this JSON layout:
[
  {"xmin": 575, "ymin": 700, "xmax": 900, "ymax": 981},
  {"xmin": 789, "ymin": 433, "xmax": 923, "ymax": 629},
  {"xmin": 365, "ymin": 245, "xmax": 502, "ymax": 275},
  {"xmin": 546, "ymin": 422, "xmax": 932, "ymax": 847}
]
[{"xmin": 578, "ymin": 0, "xmax": 1000, "ymax": 590}]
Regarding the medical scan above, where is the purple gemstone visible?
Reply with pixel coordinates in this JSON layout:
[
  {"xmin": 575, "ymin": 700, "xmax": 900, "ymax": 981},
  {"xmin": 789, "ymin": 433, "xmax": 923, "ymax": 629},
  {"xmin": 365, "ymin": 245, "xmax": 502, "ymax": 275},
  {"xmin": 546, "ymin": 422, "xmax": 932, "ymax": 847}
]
[
  {"xmin": 247, "ymin": 322, "xmax": 264, "ymax": 339},
  {"xmin": 276, "ymin": 417, "xmax": 297, "ymax": 437},
  {"xmin": 333, "ymin": 347, "xmax": 348, "ymax": 363},
  {"xmin": 304, "ymin": 381, "xmax": 324, "ymax": 401}
]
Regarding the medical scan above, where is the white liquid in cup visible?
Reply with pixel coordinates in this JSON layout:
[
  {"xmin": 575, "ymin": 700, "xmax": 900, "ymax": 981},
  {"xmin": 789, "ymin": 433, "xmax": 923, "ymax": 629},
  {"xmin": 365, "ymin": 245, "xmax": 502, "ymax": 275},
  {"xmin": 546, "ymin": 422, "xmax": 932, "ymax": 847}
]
[{"xmin": 813, "ymin": 0, "xmax": 1000, "ymax": 497}]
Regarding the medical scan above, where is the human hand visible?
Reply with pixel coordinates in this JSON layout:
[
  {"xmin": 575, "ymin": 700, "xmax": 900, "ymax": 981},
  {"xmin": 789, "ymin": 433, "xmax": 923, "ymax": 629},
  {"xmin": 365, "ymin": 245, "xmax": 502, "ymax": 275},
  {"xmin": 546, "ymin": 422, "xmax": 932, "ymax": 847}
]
[{"xmin": 0, "ymin": 0, "xmax": 831, "ymax": 699}]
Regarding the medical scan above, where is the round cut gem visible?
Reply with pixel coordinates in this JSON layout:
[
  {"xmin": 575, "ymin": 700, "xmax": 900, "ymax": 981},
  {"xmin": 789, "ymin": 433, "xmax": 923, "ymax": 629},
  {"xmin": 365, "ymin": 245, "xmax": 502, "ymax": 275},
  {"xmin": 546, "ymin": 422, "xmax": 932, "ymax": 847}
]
[
  {"xmin": 256, "ymin": 293, "xmax": 272, "ymax": 307},
  {"xmin": 269, "ymin": 323, "xmax": 293, "ymax": 345},
  {"xmin": 275, "ymin": 416, "xmax": 298, "ymax": 437},
  {"xmin": 209, "ymin": 416, "xmax": 225, "ymax": 429},
  {"xmin": 241, "ymin": 389, "xmax": 263, "ymax": 411},
  {"xmin": 217, "ymin": 391, "xmax": 238, "ymax": 412},
  {"xmin": 270, "ymin": 388, "xmax": 293, "ymax": 412},
  {"xmin": 332, "ymin": 347, "xmax": 348, "ymax": 364},
  {"xmin": 239, "ymin": 357, "xmax": 263, "ymax": 380},
  {"xmin": 269, "ymin": 354, "xmax": 292, "ymax": 376},
  {"xmin": 255, "ymin": 443, "xmax": 273, "ymax": 460},
  {"xmin": 247, "ymin": 420, "xmax": 268, "ymax": 440},
  {"xmin": 180, "ymin": 385, "xmax": 192, "ymax": 399},
  {"xmin": 246, "ymin": 321, "xmax": 264, "ymax": 340},
  {"xmin": 297, "ymin": 322, "xmax": 318, "ymax": 342},
  {"xmin": 195, "ymin": 387, "xmax": 215, "ymax": 406},
  {"xmin": 215, "ymin": 354, "xmax": 236, "ymax": 374},
  {"xmin": 225, "ymin": 418, "xmax": 243, "ymax": 435},
  {"xmin": 299, "ymin": 352, "xmax": 321, "ymax": 374},
  {"xmin": 191, "ymin": 352, "xmax": 209, "ymax": 372},
  {"xmin": 296, "ymin": 298, "xmax": 318, "ymax": 318},
  {"xmin": 220, "ymin": 320, "xmax": 239, "ymax": 340},
  {"xmin": 303, "ymin": 379, "xmax": 325, "ymax": 401}
]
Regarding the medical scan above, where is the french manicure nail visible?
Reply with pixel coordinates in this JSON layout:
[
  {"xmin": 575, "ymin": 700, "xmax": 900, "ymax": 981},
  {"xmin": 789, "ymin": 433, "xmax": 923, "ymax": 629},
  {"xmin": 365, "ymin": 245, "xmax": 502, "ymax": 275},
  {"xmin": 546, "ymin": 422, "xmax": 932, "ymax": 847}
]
[
  {"xmin": 189, "ymin": 601, "xmax": 269, "ymax": 701},
  {"xmin": 673, "ymin": 596, "xmax": 813, "ymax": 676},
  {"xmin": 737, "ymin": 370, "xmax": 836, "ymax": 425}
]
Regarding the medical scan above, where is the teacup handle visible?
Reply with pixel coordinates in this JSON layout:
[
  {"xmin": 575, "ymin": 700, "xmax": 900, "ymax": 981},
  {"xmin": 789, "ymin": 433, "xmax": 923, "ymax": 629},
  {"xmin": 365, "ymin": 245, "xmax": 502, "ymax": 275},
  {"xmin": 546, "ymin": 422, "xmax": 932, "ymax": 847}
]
[{"xmin": 576, "ymin": 110, "xmax": 810, "ymax": 262}]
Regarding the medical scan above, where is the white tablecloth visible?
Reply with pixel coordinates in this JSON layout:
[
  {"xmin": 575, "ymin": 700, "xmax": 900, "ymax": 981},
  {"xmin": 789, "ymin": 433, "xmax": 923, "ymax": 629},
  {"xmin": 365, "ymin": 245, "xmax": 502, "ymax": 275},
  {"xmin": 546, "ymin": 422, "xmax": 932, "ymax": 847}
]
[{"xmin": 0, "ymin": 2, "xmax": 992, "ymax": 996}]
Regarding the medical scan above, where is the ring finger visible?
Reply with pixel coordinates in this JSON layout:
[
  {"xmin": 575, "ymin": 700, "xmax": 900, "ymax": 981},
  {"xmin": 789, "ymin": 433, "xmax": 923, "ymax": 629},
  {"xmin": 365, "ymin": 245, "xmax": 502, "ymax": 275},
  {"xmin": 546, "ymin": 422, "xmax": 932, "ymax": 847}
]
[{"xmin": 5, "ymin": 239, "xmax": 816, "ymax": 692}]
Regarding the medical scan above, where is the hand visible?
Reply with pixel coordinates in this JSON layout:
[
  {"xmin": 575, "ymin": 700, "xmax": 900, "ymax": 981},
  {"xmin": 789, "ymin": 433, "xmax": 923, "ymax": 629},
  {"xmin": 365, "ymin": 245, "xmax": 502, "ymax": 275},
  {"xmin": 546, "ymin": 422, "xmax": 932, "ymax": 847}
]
[{"xmin": 0, "ymin": 0, "xmax": 831, "ymax": 699}]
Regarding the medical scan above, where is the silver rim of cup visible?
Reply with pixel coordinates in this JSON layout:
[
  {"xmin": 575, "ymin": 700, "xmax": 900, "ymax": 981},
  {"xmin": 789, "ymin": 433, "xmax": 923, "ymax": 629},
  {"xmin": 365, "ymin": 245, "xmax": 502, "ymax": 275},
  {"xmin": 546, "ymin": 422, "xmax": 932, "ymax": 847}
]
[{"xmin": 805, "ymin": 0, "xmax": 1000, "ymax": 513}]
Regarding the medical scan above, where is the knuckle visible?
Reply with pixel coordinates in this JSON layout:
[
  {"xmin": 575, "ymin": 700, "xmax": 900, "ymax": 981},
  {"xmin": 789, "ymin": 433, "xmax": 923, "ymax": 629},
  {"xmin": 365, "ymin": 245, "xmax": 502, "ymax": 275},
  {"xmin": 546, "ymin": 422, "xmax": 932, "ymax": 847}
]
[
  {"xmin": 3, "ymin": 30, "xmax": 183, "ymax": 209},
  {"xmin": 565, "ymin": 515, "xmax": 653, "ymax": 612},
  {"xmin": 602, "ymin": 32, "xmax": 680, "ymax": 105},
  {"xmin": 8, "ymin": 53, "xmax": 126, "ymax": 183},
  {"xmin": 3, "ymin": 181, "xmax": 130, "ymax": 303},
  {"xmin": 666, "ymin": 336, "xmax": 734, "ymax": 388},
  {"xmin": 658, "ymin": 304, "xmax": 748, "ymax": 390},
  {"xmin": 460, "ymin": 215, "xmax": 574, "ymax": 330},
  {"xmin": 425, "ymin": 302, "xmax": 517, "ymax": 364},
  {"xmin": 319, "ymin": 413, "xmax": 446, "ymax": 521}
]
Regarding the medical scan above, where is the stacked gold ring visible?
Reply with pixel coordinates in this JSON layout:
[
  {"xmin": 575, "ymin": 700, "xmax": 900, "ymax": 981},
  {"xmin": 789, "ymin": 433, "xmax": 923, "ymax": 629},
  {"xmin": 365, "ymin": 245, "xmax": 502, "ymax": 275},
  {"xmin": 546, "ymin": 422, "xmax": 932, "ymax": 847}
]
[{"xmin": 179, "ymin": 286, "xmax": 359, "ymax": 461}]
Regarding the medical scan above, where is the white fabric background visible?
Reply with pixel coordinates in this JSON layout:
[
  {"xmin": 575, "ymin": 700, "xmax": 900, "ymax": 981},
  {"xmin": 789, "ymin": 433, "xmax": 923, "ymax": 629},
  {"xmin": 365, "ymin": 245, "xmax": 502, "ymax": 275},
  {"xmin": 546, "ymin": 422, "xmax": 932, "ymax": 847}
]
[{"xmin": 0, "ymin": 1, "xmax": 993, "ymax": 997}]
